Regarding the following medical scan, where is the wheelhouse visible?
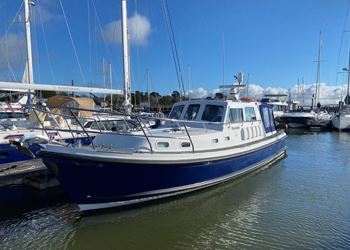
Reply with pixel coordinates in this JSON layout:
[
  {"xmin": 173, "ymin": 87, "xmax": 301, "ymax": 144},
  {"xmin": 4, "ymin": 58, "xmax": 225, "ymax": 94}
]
[{"xmin": 168, "ymin": 99, "xmax": 276, "ymax": 134}]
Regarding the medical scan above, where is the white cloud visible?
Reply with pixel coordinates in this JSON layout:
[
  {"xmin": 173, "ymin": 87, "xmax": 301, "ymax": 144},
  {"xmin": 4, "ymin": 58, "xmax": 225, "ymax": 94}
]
[
  {"xmin": 0, "ymin": 33, "xmax": 26, "ymax": 80},
  {"xmin": 33, "ymin": 1, "xmax": 61, "ymax": 24},
  {"xmin": 288, "ymin": 83, "xmax": 346, "ymax": 105},
  {"xmin": 186, "ymin": 83, "xmax": 347, "ymax": 105},
  {"xmin": 103, "ymin": 13, "xmax": 151, "ymax": 46},
  {"xmin": 186, "ymin": 87, "xmax": 208, "ymax": 99}
]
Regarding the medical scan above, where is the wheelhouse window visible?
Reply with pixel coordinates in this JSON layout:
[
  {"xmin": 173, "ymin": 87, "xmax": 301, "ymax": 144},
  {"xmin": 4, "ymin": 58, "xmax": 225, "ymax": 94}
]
[
  {"xmin": 228, "ymin": 108, "xmax": 243, "ymax": 123},
  {"xmin": 273, "ymin": 105, "xmax": 279, "ymax": 111},
  {"xmin": 244, "ymin": 107, "xmax": 257, "ymax": 121},
  {"xmin": 184, "ymin": 104, "xmax": 200, "ymax": 120},
  {"xmin": 201, "ymin": 105, "xmax": 224, "ymax": 122},
  {"xmin": 84, "ymin": 120, "xmax": 138, "ymax": 131},
  {"xmin": 168, "ymin": 105, "xmax": 184, "ymax": 119},
  {"xmin": 263, "ymin": 108, "xmax": 271, "ymax": 128}
]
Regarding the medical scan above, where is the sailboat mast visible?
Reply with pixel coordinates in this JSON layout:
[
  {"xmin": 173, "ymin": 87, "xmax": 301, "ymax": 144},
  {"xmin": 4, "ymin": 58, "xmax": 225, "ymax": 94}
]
[
  {"xmin": 347, "ymin": 52, "xmax": 350, "ymax": 99},
  {"xmin": 109, "ymin": 63, "xmax": 113, "ymax": 111},
  {"xmin": 315, "ymin": 31, "xmax": 322, "ymax": 106},
  {"xmin": 24, "ymin": 0, "xmax": 34, "ymax": 84},
  {"xmin": 147, "ymin": 69, "xmax": 150, "ymax": 111},
  {"xmin": 102, "ymin": 57, "xmax": 106, "ymax": 104},
  {"xmin": 121, "ymin": 0, "xmax": 132, "ymax": 114}
]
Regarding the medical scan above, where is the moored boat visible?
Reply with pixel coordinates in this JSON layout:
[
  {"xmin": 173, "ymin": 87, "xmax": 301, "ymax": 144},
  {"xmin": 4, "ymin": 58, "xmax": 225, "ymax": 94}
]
[
  {"xmin": 332, "ymin": 52, "xmax": 350, "ymax": 131},
  {"xmin": 39, "ymin": 97, "xmax": 287, "ymax": 211},
  {"xmin": 37, "ymin": 0, "xmax": 287, "ymax": 212}
]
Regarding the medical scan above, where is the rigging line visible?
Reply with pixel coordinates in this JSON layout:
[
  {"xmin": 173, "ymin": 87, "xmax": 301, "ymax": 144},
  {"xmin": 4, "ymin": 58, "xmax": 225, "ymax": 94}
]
[
  {"xmin": 88, "ymin": 0, "xmax": 92, "ymax": 77},
  {"xmin": 0, "ymin": 2, "xmax": 23, "ymax": 46},
  {"xmin": 163, "ymin": 0, "xmax": 186, "ymax": 96},
  {"xmin": 37, "ymin": 0, "xmax": 56, "ymax": 83},
  {"xmin": 164, "ymin": 0, "xmax": 186, "ymax": 97},
  {"xmin": 162, "ymin": 2, "xmax": 180, "ymax": 90},
  {"xmin": 134, "ymin": 0, "xmax": 141, "ymax": 93},
  {"xmin": 32, "ymin": 7, "xmax": 41, "ymax": 82},
  {"xmin": 336, "ymin": 0, "xmax": 350, "ymax": 86},
  {"xmin": 58, "ymin": 0, "xmax": 86, "ymax": 83},
  {"xmin": 8, "ymin": 63, "xmax": 17, "ymax": 82},
  {"xmin": 90, "ymin": 0, "xmax": 111, "ymax": 59},
  {"xmin": 161, "ymin": 0, "xmax": 185, "ymax": 96}
]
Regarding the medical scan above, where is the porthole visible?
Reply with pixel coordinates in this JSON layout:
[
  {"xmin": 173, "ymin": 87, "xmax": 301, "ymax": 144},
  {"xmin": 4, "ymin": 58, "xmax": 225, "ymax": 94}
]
[
  {"xmin": 157, "ymin": 142, "xmax": 169, "ymax": 148},
  {"xmin": 212, "ymin": 138, "xmax": 219, "ymax": 144},
  {"xmin": 181, "ymin": 142, "xmax": 191, "ymax": 147}
]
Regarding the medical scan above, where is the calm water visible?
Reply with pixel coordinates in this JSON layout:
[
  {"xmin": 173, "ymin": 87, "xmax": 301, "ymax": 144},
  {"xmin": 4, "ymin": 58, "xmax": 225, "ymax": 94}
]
[{"xmin": 1, "ymin": 132, "xmax": 350, "ymax": 249}]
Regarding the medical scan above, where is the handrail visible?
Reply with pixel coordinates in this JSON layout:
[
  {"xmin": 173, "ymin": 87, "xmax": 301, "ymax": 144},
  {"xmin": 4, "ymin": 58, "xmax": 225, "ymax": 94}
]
[
  {"xmin": 136, "ymin": 116, "xmax": 153, "ymax": 153},
  {"xmin": 182, "ymin": 122, "xmax": 195, "ymax": 153},
  {"xmin": 69, "ymin": 109, "xmax": 95, "ymax": 150},
  {"xmin": 26, "ymin": 104, "xmax": 264, "ymax": 130},
  {"xmin": 32, "ymin": 109, "xmax": 52, "ymax": 141},
  {"xmin": 21, "ymin": 105, "xmax": 268, "ymax": 154}
]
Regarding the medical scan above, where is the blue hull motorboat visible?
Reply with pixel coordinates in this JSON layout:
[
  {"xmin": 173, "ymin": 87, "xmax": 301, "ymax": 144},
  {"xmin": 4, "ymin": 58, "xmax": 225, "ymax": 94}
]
[{"xmin": 39, "ymin": 99, "xmax": 287, "ymax": 212}]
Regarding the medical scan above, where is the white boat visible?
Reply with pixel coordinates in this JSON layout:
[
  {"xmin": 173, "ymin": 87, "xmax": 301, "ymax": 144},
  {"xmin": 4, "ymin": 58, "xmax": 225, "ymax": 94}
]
[
  {"xmin": 0, "ymin": 95, "xmax": 136, "ymax": 167},
  {"xmin": 332, "ymin": 52, "xmax": 350, "ymax": 131},
  {"xmin": 260, "ymin": 94, "xmax": 288, "ymax": 121},
  {"xmin": 0, "ymin": 0, "xmax": 123, "ymax": 167},
  {"xmin": 280, "ymin": 110, "xmax": 317, "ymax": 128},
  {"xmin": 332, "ymin": 106, "xmax": 350, "ymax": 130}
]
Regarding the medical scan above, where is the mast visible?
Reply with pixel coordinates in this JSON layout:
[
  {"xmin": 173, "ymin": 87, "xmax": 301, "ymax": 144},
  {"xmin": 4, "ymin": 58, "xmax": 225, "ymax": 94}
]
[
  {"xmin": 147, "ymin": 69, "xmax": 150, "ymax": 111},
  {"xmin": 315, "ymin": 31, "xmax": 322, "ymax": 107},
  {"xmin": 109, "ymin": 63, "xmax": 113, "ymax": 111},
  {"xmin": 121, "ymin": 0, "xmax": 132, "ymax": 114},
  {"xmin": 102, "ymin": 57, "xmax": 106, "ymax": 104},
  {"xmin": 24, "ymin": 0, "xmax": 34, "ymax": 85},
  {"xmin": 187, "ymin": 65, "xmax": 191, "ymax": 100},
  {"xmin": 346, "ymin": 52, "xmax": 350, "ymax": 104}
]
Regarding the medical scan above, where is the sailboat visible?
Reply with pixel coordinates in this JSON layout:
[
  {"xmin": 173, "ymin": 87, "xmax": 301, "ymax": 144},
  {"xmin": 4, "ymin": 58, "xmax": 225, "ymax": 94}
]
[
  {"xmin": 37, "ymin": 0, "xmax": 287, "ymax": 212},
  {"xmin": 281, "ymin": 32, "xmax": 332, "ymax": 129},
  {"xmin": 0, "ymin": 0, "xmax": 123, "ymax": 167},
  {"xmin": 332, "ymin": 52, "xmax": 350, "ymax": 131}
]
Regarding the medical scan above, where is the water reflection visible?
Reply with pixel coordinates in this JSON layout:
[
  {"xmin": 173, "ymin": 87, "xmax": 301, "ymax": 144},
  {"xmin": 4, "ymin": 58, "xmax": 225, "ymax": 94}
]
[{"xmin": 0, "ymin": 132, "xmax": 350, "ymax": 249}]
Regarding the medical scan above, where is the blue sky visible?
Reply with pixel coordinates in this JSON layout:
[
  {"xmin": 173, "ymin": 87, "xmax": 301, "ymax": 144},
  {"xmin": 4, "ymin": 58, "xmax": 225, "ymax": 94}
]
[{"xmin": 1, "ymin": 0, "xmax": 350, "ymax": 100}]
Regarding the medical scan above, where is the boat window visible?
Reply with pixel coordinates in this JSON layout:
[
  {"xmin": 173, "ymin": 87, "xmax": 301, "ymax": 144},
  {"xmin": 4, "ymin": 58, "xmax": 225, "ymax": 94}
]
[
  {"xmin": 273, "ymin": 105, "xmax": 279, "ymax": 111},
  {"xmin": 184, "ymin": 104, "xmax": 200, "ymax": 120},
  {"xmin": 244, "ymin": 107, "xmax": 257, "ymax": 121},
  {"xmin": 181, "ymin": 142, "xmax": 191, "ymax": 147},
  {"xmin": 86, "ymin": 120, "xmax": 138, "ymax": 131},
  {"xmin": 169, "ymin": 105, "xmax": 185, "ymax": 119},
  {"xmin": 202, "ymin": 105, "xmax": 224, "ymax": 122},
  {"xmin": 89, "ymin": 121, "xmax": 100, "ymax": 130},
  {"xmin": 84, "ymin": 121, "xmax": 93, "ymax": 128},
  {"xmin": 228, "ymin": 108, "xmax": 243, "ymax": 123},
  {"xmin": 263, "ymin": 108, "xmax": 271, "ymax": 128},
  {"xmin": 269, "ymin": 108, "xmax": 276, "ymax": 128},
  {"xmin": 157, "ymin": 142, "xmax": 169, "ymax": 148}
]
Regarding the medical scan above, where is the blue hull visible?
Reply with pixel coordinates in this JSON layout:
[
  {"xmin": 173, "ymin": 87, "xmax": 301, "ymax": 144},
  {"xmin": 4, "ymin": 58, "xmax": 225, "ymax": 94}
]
[
  {"xmin": 0, "ymin": 143, "xmax": 41, "ymax": 165},
  {"xmin": 0, "ymin": 137, "xmax": 93, "ymax": 165},
  {"xmin": 42, "ymin": 137, "xmax": 287, "ymax": 210}
]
